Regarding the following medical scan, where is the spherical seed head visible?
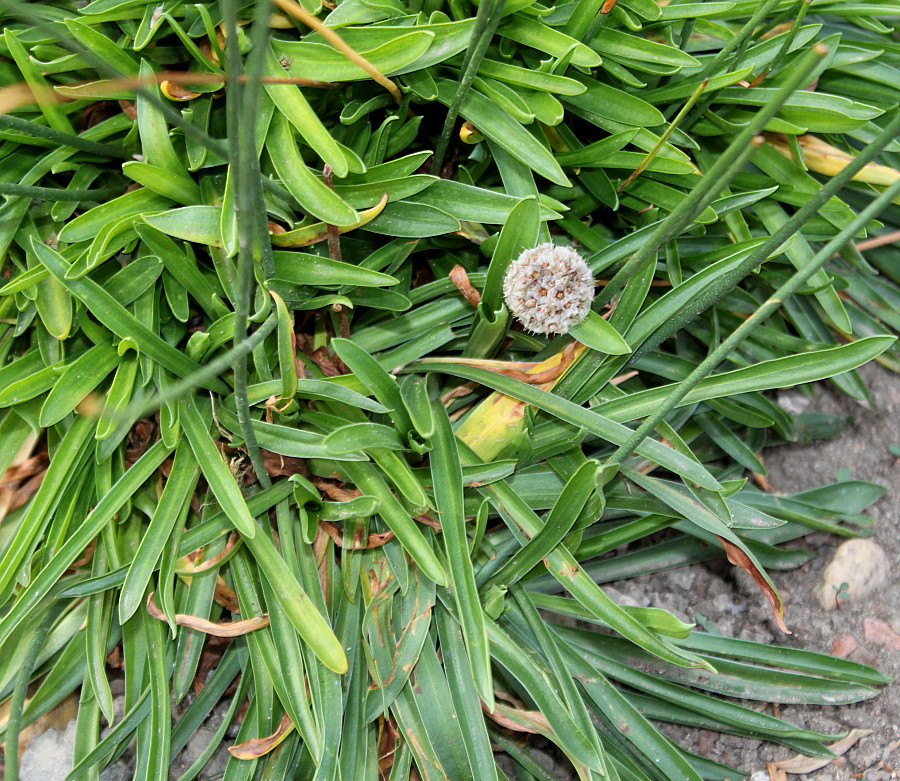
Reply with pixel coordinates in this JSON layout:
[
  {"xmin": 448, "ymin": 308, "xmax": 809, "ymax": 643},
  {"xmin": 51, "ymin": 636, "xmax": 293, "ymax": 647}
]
[{"xmin": 502, "ymin": 243, "xmax": 594, "ymax": 335}]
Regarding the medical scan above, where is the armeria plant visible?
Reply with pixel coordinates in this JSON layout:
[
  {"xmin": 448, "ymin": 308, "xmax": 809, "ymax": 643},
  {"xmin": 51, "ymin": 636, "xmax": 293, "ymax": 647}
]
[{"xmin": 0, "ymin": 0, "xmax": 898, "ymax": 778}]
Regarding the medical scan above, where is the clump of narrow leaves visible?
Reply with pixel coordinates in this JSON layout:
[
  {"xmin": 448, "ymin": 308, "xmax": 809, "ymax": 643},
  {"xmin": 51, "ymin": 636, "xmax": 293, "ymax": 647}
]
[{"xmin": 0, "ymin": 0, "xmax": 898, "ymax": 778}]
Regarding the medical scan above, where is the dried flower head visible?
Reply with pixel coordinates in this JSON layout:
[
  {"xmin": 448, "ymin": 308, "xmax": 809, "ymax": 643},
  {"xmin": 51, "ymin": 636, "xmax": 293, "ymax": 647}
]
[{"xmin": 502, "ymin": 243, "xmax": 595, "ymax": 334}]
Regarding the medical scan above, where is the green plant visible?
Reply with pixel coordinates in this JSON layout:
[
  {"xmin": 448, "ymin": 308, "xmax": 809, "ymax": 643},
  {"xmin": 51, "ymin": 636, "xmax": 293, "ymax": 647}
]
[{"xmin": 0, "ymin": 0, "xmax": 898, "ymax": 779}]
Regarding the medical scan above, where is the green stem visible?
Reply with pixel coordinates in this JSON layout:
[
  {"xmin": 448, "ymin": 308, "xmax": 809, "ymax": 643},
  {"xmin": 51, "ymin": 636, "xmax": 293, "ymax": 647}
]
[
  {"xmin": 0, "ymin": 114, "xmax": 129, "ymax": 158},
  {"xmin": 673, "ymin": 18, "xmax": 695, "ymax": 52},
  {"xmin": 619, "ymin": 78, "xmax": 709, "ymax": 193},
  {"xmin": 594, "ymin": 42, "xmax": 826, "ymax": 309},
  {"xmin": 764, "ymin": 0, "xmax": 812, "ymax": 78},
  {"xmin": 223, "ymin": 0, "xmax": 271, "ymax": 490},
  {"xmin": 0, "ymin": 182, "xmax": 125, "ymax": 201},
  {"xmin": 431, "ymin": 0, "xmax": 505, "ymax": 175},
  {"xmin": 124, "ymin": 314, "xmax": 277, "ymax": 421},
  {"xmin": 242, "ymin": 0, "xmax": 277, "ymax": 282},
  {"xmin": 611, "ymin": 176, "xmax": 900, "ymax": 467},
  {"xmin": 632, "ymin": 107, "xmax": 900, "ymax": 360},
  {"xmin": 681, "ymin": 0, "xmax": 782, "ymax": 130},
  {"xmin": 4, "ymin": 607, "xmax": 57, "ymax": 781}
]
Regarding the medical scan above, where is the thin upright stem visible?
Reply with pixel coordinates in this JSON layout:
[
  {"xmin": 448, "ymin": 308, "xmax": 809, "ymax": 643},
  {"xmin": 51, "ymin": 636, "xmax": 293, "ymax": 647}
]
[
  {"xmin": 431, "ymin": 0, "xmax": 505, "ymax": 176},
  {"xmin": 610, "ymin": 177, "xmax": 900, "ymax": 467},
  {"xmin": 632, "ymin": 107, "xmax": 900, "ymax": 360},
  {"xmin": 4, "ymin": 606, "xmax": 56, "ymax": 781},
  {"xmin": 0, "ymin": 182, "xmax": 125, "ymax": 201},
  {"xmin": 681, "ymin": 0, "xmax": 782, "ymax": 130},
  {"xmin": 594, "ymin": 43, "xmax": 827, "ymax": 310},
  {"xmin": 0, "ymin": 114, "xmax": 129, "ymax": 158},
  {"xmin": 223, "ymin": 0, "xmax": 271, "ymax": 489}
]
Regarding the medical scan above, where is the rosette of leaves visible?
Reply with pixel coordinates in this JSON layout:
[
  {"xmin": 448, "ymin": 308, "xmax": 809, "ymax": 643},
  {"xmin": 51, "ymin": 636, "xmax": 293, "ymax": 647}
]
[{"xmin": 0, "ymin": 0, "xmax": 898, "ymax": 779}]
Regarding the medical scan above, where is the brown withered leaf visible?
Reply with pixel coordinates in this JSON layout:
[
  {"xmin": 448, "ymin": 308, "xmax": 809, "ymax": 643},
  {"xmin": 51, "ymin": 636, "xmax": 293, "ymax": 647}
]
[
  {"xmin": 482, "ymin": 701, "xmax": 547, "ymax": 734},
  {"xmin": 376, "ymin": 715, "xmax": 399, "ymax": 773},
  {"xmin": 320, "ymin": 520, "xmax": 394, "ymax": 550},
  {"xmin": 449, "ymin": 264, "xmax": 481, "ymax": 308},
  {"xmin": 229, "ymin": 713, "xmax": 294, "ymax": 759},
  {"xmin": 414, "ymin": 512, "xmax": 441, "ymax": 532},
  {"xmin": 768, "ymin": 729, "xmax": 872, "ymax": 776},
  {"xmin": 193, "ymin": 638, "xmax": 230, "ymax": 696},
  {"xmin": 160, "ymin": 80, "xmax": 202, "ymax": 100},
  {"xmin": 311, "ymin": 347, "xmax": 345, "ymax": 376},
  {"xmin": 146, "ymin": 592, "xmax": 267, "ymax": 637},
  {"xmin": 0, "ymin": 451, "xmax": 48, "ymax": 489},
  {"xmin": 177, "ymin": 532, "xmax": 239, "ymax": 576},
  {"xmin": 126, "ymin": 418, "xmax": 155, "ymax": 465},
  {"xmin": 69, "ymin": 539, "xmax": 96, "ymax": 571},
  {"xmin": 716, "ymin": 536, "xmax": 790, "ymax": 634},
  {"xmin": 214, "ymin": 577, "xmax": 242, "ymax": 612},
  {"xmin": 312, "ymin": 477, "xmax": 359, "ymax": 502},
  {"xmin": 261, "ymin": 449, "xmax": 308, "ymax": 477},
  {"xmin": 9, "ymin": 472, "xmax": 45, "ymax": 513}
]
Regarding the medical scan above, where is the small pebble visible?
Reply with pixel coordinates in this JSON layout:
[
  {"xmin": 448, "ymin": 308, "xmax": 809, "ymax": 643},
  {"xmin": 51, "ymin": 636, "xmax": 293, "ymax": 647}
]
[
  {"xmin": 831, "ymin": 634, "xmax": 858, "ymax": 658},
  {"xmin": 863, "ymin": 618, "xmax": 900, "ymax": 651},
  {"xmin": 603, "ymin": 585, "xmax": 649, "ymax": 608},
  {"xmin": 815, "ymin": 539, "xmax": 890, "ymax": 611},
  {"xmin": 777, "ymin": 390, "xmax": 812, "ymax": 416}
]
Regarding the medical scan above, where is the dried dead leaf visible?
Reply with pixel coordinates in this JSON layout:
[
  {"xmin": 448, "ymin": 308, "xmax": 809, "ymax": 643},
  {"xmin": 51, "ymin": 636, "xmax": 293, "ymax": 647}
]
[
  {"xmin": 768, "ymin": 729, "xmax": 872, "ymax": 774},
  {"xmin": 766, "ymin": 764, "xmax": 787, "ymax": 781},
  {"xmin": 260, "ymin": 448, "xmax": 308, "ymax": 477},
  {"xmin": 228, "ymin": 713, "xmax": 294, "ymax": 759},
  {"xmin": 213, "ymin": 577, "xmax": 242, "ymax": 612},
  {"xmin": 9, "ymin": 472, "xmax": 45, "ymax": 513},
  {"xmin": 482, "ymin": 701, "xmax": 547, "ymax": 734},
  {"xmin": 319, "ymin": 520, "xmax": 394, "ymax": 549},
  {"xmin": 312, "ymin": 478, "xmax": 359, "ymax": 502},
  {"xmin": 176, "ymin": 532, "xmax": 239, "ymax": 576},
  {"xmin": 717, "ymin": 535, "xmax": 790, "ymax": 634},
  {"xmin": 160, "ymin": 80, "xmax": 203, "ymax": 100},
  {"xmin": 0, "ymin": 451, "xmax": 47, "ymax": 489},
  {"xmin": 146, "ymin": 592, "xmax": 267, "ymax": 637},
  {"xmin": 449, "ymin": 264, "xmax": 481, "ymax": 308}
]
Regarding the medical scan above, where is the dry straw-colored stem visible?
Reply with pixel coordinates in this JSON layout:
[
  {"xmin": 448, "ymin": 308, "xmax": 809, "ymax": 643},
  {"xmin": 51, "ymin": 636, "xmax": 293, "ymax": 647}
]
[
  {"xmin": 271, "ymin": 0, "xmax": 402, "ymax": 104},
  {"xmin": 0, "ymin": 70, "xmax": 339, "ymax": 114}
]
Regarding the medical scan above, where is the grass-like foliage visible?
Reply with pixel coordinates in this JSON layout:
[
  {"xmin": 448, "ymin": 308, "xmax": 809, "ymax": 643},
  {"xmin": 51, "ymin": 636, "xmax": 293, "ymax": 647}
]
[{"xmin": 0, "ymin": 0, "xmax": 899, "ymax": 778}]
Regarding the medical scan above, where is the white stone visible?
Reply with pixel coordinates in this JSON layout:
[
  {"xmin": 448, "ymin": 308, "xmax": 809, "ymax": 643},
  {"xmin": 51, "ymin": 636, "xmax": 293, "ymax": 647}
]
[
  {"xmin": 603, "ymin": 585, "xmax": 650, "ymax": 608},
  {"xmin": 815, "ymin": 538, "xmax": 890, "ymax": 611},
  {"xmin": 20, "ymin": 719, "xmax": 76, "ymax": 781},
  {"xmin": 777, "ymin": 390, "xmax": 812, "ymax": 416}
]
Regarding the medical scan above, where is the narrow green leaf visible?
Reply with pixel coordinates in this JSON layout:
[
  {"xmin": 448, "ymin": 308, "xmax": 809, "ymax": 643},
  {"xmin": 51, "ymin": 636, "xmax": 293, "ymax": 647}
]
[
  {"xmin": 179, "ymin": 395, "xmax": 257, "ymax": 539},
  {"xmin": 31, "ymin": 239, "xmax": 228, "ymax": 394},
  {"xmin": 39, "ymin": 343, "xmax": 120, "ymax": 427},
  {"xmin": 120, "ymin": 439, "xmax": 200, "ymax": 623},
  {"xmin": 430, "ymin": 401, "xmax": 492, "ymax": 705}
]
